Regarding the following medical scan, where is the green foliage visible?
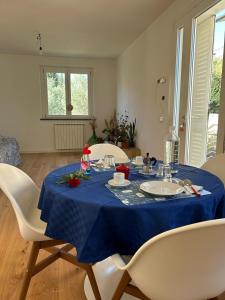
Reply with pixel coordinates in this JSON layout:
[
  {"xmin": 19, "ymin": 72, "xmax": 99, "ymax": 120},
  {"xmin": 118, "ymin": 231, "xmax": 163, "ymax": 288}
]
[
  {"xmin": 102, "ymin": 111, "xmax": 119, "ymax": 142},
  {"xmin": 47, "ymin": 73, "xmax": 66, "ymax": 115},
  {"xmin": 209, "ymin": 58, "xmax": 222, "ymax": 114},
  {"xmin": 71, "ymin": 74, "xmax": 88, "ymax": 115},
  {"xmin": 128, "ymin": 118, "xmax": 136, "ymax": 147},
  {"xmin": 47, "ymin": 72, "xmax": 89, "ymax": 116},
  {"xmin": 56, "ymin": 170, "xmax": 90, "ymax": 184},
  {"xmin": 117, "ymin": 114, "xmax": 129, "ymax": 142},
  {"xmin": 102, "ymin": 112, "xmax": 137, "ymax": 146}
]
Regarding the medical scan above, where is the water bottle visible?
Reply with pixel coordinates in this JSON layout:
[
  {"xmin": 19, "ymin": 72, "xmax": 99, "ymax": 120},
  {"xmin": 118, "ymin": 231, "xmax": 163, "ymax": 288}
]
[{"xmin": 164, "ymin": 126, "xmax": 180, "ymax": 172}]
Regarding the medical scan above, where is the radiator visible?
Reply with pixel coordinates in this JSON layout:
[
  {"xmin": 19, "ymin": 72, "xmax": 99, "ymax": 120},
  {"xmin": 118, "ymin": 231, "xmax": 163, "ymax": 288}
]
[{"xmin": 54, "ymin": 124, "xmax": 84, "ymax": 150}]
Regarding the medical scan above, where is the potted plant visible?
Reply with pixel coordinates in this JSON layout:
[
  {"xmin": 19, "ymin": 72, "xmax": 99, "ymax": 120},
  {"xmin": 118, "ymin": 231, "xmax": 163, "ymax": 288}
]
[
  {"xmin": 88, "ymin": 119, "xmax": 98, "ymax": 145},
  {"xmin": 102, "ymin": 111, "xmax": 119, "ymax": 143},
  {"xmin": 102, "ymin": 112, "xmax": 137, "ymax": 148},
  {"xmin": 117, "ymin": 114, "xmax": 129, "ymax": 148},
  {"xmin": 128, "ymin": 118, "xmax": 136, "ymax": 147}
]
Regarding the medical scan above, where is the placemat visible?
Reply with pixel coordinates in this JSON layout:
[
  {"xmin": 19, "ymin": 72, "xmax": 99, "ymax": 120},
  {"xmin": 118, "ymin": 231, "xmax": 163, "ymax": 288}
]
[{"xmin": 105, "ymin": 180, "xmax": 211, "ymax": 205}]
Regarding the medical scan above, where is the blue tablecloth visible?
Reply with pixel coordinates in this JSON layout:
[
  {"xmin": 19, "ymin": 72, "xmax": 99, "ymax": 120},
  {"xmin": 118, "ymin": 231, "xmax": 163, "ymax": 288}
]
[{"xmin": 38, "ymin": 163, "xmax": 225, "ymax": 263}]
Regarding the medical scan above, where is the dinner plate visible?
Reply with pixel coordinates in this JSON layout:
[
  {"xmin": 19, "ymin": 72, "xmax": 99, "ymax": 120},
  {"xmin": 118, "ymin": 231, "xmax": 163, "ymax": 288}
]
[
  {"xmin": 138, "ymin": 170, "xmax": 157, "ymax": 177},
  {"xmin": 115, "ymin": 157, "xmax": 130, "ymax": 164},
  {"xmin": 131, "ymin": 161, "xmax": 144, "ymax": 167},
  {"xmin": 140, "ymin": 181, "xmax": 184, "ymax": 196},
  {"xmin": 108, "ymin": 179, "xmax": 131, "ymax": 188}
]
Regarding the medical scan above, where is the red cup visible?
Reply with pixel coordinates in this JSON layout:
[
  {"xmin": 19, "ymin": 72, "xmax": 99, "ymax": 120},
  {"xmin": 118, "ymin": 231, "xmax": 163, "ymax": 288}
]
[{"xmin": 116, "ymin": 164, "xmax": 130, "ymax": 179}]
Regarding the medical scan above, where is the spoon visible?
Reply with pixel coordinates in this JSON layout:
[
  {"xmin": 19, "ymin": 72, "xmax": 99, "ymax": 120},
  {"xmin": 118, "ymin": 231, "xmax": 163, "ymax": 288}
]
[{"xmin": 183, "ymin": 179, "xmax": 201, "ymax": 197}]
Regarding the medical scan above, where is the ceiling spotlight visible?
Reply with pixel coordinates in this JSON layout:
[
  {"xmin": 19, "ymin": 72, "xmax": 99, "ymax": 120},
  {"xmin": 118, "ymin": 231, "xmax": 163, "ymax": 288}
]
[{"xmin": 36, "ymin": 33, "xmax": 43, "ymax": 55}]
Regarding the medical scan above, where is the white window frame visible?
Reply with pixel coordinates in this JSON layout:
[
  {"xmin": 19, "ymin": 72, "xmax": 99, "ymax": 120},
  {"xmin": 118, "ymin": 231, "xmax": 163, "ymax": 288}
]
[{"xmin": 40, "ymin": 66, "xmax": 93, "ymax": 119}]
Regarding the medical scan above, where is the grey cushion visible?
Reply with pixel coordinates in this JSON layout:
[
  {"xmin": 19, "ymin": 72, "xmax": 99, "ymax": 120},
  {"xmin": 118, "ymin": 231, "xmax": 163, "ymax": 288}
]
[{"xmin": 0, "ymin": 135, "xmax": 22, "ymax": 166}]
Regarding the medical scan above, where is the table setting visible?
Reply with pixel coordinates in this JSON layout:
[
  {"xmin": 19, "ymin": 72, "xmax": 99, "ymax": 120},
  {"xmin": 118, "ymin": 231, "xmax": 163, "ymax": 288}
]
[
  {"xmin": 88, "ymin": 152, "xmax": 207, "ymax": 205},
  {"xmin": 38, "ymin": 144, "xmax": 225, "ymax": 264}
]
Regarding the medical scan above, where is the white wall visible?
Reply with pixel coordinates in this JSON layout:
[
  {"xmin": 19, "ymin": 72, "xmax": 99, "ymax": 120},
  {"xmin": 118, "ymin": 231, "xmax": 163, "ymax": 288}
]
[
  {"xmin": 117, "ymin": 0, "xmax": 213, "ymax": 159},
  {"xmin": 0, "ymin": 53, "xmax": 116, "ymax": 152}
]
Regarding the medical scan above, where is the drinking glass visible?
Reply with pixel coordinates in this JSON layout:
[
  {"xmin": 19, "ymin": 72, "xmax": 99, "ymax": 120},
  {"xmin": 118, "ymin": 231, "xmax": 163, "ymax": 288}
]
[
  {"xmin": 157, "ymin": 163, "xmax": 172, "ymax": 181},
  {"xmin": 163, "ymin": 165, "xmax": 172, "ymax": 181},
  {"xmin": 104, "ymin": 155, "xmax": 115, "ymax": 168},
  {"xmin": 157, "ymin": 163, "xmax": 164, "ymax": 177}
]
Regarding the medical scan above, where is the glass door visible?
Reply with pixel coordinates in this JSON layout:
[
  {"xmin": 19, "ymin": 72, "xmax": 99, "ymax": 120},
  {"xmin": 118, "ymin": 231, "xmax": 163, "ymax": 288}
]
[
  {"xmin": 207, "ymin": 12, "xmax": 225, "ymax": 159},
  {"xmin": 184, "ymin": 5, "xmax": 225, "ymax": 167}
]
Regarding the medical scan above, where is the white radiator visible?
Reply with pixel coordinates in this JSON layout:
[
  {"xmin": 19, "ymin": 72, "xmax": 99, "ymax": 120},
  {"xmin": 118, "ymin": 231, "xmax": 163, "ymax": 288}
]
[{"xmin": 54, "ymin": 124, "xmax": 84, "ymax": 150}]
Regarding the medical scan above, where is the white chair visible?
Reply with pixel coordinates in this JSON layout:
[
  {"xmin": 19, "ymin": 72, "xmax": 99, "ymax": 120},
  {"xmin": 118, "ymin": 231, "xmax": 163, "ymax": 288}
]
[
  {"xmin": 111, "ymin": 219, "xmax": 225, "ymax": 300},
  {"xmin": 201, "ymin": 153, "xmax": 225, "ymax": 185},
  {"xmin": 84, "ymin": 257, "xmax": 138, "ymax": 300},
  {"xmin": 0, "ymin": 163, "xmax": 101, "ymax": 300},
  {"xmin": 89, "ymin": 143, "xmax": 129, "ymax": 163}
]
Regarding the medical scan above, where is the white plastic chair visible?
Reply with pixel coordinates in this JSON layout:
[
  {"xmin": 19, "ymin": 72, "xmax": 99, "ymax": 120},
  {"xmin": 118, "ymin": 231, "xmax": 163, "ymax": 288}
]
[
  {"xmin": 89, "ymin": 143, "xmax": 129, "ymax": 163},
  {"xmin": 201, "ymin": 153, "xmax": 225, "ymax": 185},
  {"xmin": 0, "ymin": 163, "xmax": 101, "ymax": 300},
  {"xmin": 84, "ymin": 257, "xmax": 138, "ymax": 300},
  {"xmin": 111, "ymin": 219, "xmax": 225, "ymax": 300}
]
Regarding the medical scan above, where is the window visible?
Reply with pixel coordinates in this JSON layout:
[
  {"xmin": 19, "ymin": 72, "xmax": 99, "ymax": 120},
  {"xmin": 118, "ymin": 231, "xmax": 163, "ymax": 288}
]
[{"xmin": 41, "ymin": 66, "xmax": 93, "ymax": 119}]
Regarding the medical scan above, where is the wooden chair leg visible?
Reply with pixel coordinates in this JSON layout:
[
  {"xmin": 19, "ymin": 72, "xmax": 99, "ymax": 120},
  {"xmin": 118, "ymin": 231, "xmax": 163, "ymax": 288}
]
[
  {"xmin": 19, "ymin": 240, "xmax": 102, "ymax": 300},
  {"xmin": 19, "ymin": 242, "xmax": 40, "ymax": 300},
  {"xmin": 112, "ymin": 271, "xmax": 131, "ymax": 300},
  {"xmin": 86, "ymin": 265, "xmax": 102, "ymax": 300}
]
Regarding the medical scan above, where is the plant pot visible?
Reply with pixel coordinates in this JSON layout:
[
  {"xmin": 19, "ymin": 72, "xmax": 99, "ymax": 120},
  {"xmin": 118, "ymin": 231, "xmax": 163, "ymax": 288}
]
[
  {"xmin": 129, "ymin": 140, "xmax": 135, "ymax": 148},
  {"xmin": 122, "ymin": 141, "xmax": 129, "ymax": 149}
]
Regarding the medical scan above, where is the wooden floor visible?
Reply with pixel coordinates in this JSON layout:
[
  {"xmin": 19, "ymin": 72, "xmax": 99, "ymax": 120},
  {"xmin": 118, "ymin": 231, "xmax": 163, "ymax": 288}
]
[{"xmin": 0, "ymin": 153, "xmax": 225, "ymax": 300}]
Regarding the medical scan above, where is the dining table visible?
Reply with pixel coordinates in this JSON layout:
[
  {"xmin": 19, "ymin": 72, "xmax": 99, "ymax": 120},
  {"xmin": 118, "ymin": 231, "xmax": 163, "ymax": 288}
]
[{"xmin": 38, "ymin": 162, "xmax": 225, "ymax": 264}]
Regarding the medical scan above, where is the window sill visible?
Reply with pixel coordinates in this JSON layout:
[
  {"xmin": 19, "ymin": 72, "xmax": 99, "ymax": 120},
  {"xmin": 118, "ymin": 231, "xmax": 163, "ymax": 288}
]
[{"xmin": 40, "ymin": 117, "xmax": 95, "ymax": 121}]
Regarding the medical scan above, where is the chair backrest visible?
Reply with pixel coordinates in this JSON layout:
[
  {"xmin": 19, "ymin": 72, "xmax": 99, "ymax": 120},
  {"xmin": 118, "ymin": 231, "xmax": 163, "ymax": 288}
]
[
  {"xmin": 89, "ymin": 144, "xmax": 128, "ymax": 163},
  {"xmin": 0, "ymin": 163, "xmax": 40, "ymax": 240},
  {"xmin": 125, "ymin": 219, "xmax": 225, "ymax": 300},
  {"xmin": 201, "ymin": 153, "xmax": 225, "ymax": 184}
]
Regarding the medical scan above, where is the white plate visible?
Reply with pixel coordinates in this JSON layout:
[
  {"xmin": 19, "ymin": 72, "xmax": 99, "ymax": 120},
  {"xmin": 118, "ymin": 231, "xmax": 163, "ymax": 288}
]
[
  {"xmin": 131, "ymin": 161, "xmax": 144, "ymax": 167},
  {"xmin": 108, "ymin": 179, "xmax": 131, "ymax": 188},
  {"xmin": 139, "ymin": 170, "xmax": 157, "ymax": 177},
  {"xmin": 140, "ymin": 181, "xmax": 184, "ymax": 196},
  {"xmin": 115, "ymin": 158, "xmax": 130, "ymax": 164}
]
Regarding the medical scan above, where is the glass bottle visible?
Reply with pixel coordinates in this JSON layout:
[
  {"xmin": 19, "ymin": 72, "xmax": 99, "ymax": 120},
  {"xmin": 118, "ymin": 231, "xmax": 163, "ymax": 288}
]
[
  {"xmin": 163, "ymin": 126, "xmax": 180, "ymax": 172},
  {"xmin": 143, "ymin": 153, "xmax": 150, "ymax": 166},
  {"xmin": 142, "ymin": 153, "xmax": 150, "ymax": 173}
]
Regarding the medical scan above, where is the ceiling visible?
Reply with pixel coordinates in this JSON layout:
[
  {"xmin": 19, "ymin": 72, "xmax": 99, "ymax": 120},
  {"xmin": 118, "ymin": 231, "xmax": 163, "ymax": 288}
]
[{"xmin": 0, "ymin": 0, "xmax": 175, "ymax": 58}]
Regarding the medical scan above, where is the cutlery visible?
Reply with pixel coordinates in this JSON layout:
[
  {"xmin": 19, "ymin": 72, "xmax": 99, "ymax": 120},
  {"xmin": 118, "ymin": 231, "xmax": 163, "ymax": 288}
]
[
  {"xmin": 183, "ymin": 179, "xmax": 201, "ymax": 197},
  {"xmin": 178, "ymin": 180, "xmax": 192, "ymax": 194}
]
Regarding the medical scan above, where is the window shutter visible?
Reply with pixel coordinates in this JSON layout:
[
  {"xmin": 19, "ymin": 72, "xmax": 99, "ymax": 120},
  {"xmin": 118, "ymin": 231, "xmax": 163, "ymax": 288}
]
[{"xmin": 188, "ymin": 16, "xmax": 215, "ymax": 167}]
